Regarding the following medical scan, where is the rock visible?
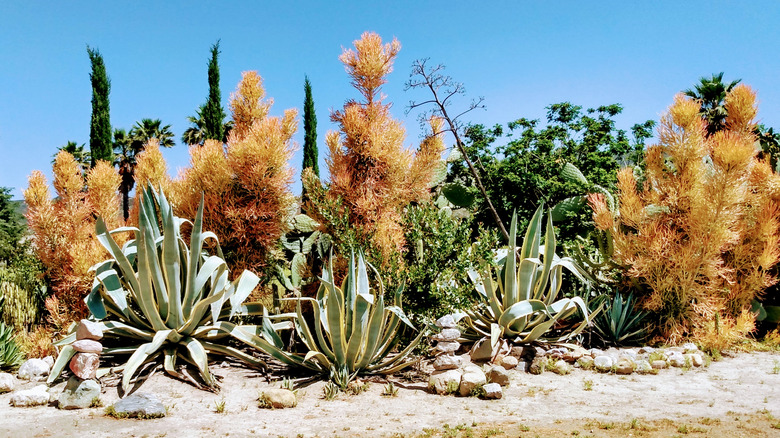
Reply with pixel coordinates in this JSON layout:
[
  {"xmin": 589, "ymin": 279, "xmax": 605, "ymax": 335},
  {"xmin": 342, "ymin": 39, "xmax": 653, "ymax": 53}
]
[
  {"xmin": 435, "ymin": 315, "xmax": 457, "ymax": 329},
  {"xmin": 509, "ymin": 346, "xmax": 525, "ymax": 359},
  {"xmin": 499, "ymin": 355, "xmax": 519, "ymax": 370},
  {"xmin": 0, "ymin": 373, "xmax": 15, "ymax": 393},
  {"xmin": 459, "ymin": 365, "xmax": 487, "ymax": 396},
  {"xmin": 529, "ymin": 356, "xmax": 547, "ymax": 375},
  {"xmin": 690, "ymin": 353, "xmax": 703, "ymax": 367},
  {"xmin": 10, "ymin": 385, "xmax": 50, "ymax": 407},
  {"xmin": 434, "ymin": 341, "xmax": 460, "ymax": 355},
  {"xmin": 563, "ymin": 348, "xmax": 586, "ymax": 362},
  {"xmin": 431, "ymin": 328, "xmax": 461, "ymax": 342},
  {"xmin": 482, "ymin": 382, "xmax": 502, "ymax": 399},
  {"xmin": 668, "ymin": 352, "xmax": 686, "ymax": 368},
  {"xmin": 577, "ymin": 356, "xmax": 595, "ymax": 370},
  {"xmin": 70, "ymin": 353, "xmax": 100, "ymax": 380},
  {"xmin": 638, "ymin": 346, "xmax": 656, "ymax": 354},
  {"xmin": 42, "ymin": 356, "xmax": 54, "ymax": 369},
  {"xmin": 552, "ymin": 359, "xmax": 573, "ymax": 375},
  {"xmin": 620, "ymin": 349, "xmax": 638, "ymax": 360},
  {"xmin": 17, "ymin": 358, "xmax": 50, "ymax": 381},
  {"xmin": 666, "ymin": 346, "xmax": 685, "ymax": 354},
  {"xmin": 258, "ymin": 388, "xmax": 297, "ymax": 409},
  {"xmin": 58, "ymin": 376, "xmax": 101, "ymax": 409},
  {"xmin": 589, "ymin": 348, "xmax": 604, "ymax": 357},
  {"xmin": 429, "ymin": 369, "xmax": 462, "ymax": 395},
  {"xmin": 515, "ymin": 361, "xmax": 527, "ymax": 372},
  {"xmin": 651, "ymin": 360, "xmax": 668, "ymax": 370},
  {"xmin": 433, "ymin": 354, "xmax": 462, "ymax": 371},
  {"xmin": 486, "ymin": 365, "xmax": 510, "ymax": 386},
  {"xmin": 76, "ymin": 319, "xmax": 103, "ymax": 341},
  {"xmin": 111, "ymin": 392, "xmax": 166, "ymax": 418},
  {"xmin": 682, "ymin": 343, "xmax": 699, "ymax": 354},
  {"xmin": 71, "ymin": 339, "xmax": 103, "ymax": 354},
  {"xmin": 470, "ymin": 337, "xmax": 497, "ymax": 362},
  {"xmin": 615, "ymin": 357, "xmax": 635, "ymax": 375},
  {"xmin": 547, "ymin": 347, "xmax": 567, "ymax": 359},
  {"xmin": 636, "ymin": 359, "xmax": 653, "ymax": 374},
  {"xmin": 594, "ymin": 355, "xmax": 614, "ymax": 373},
  {"xmin": 533, "ymin": 346, "xmax": 547, "ymax": 358}
]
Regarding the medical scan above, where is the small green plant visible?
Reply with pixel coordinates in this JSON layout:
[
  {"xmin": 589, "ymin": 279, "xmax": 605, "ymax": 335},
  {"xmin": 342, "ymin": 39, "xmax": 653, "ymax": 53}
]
[
  {"xmin": 280, "ymin": 377, "xmax": 298, "ymax": 396},
  {"xmin": 0, "ymin": 321, "xmax": 24, "ymax": 369},
  {"xmin": 470, "ymin": 384, "xmax": 486, "ymax": 398},
  {"xmin": 346, "ymin": 380, "xmax": 370, "ymax": 395},
  {"xmin": 583, "ymin": 379, "xmax": 593, "ymax": 391},
  {"xmin": 518, "ymin": 424, "xmax": 530, "ymax": 432},
  {"xmin": 323, "ymin": 382, "xmax": 339, "ymax": 400},
  {"xmin": 382, "ymin": 381, "xmax": 399, "ymax": 397},
  {"xmin": 446, "ymin": 379, "xmax": 460, "ymax": 395},
  {"xmin": 677, "ymin": 424, "xmax": 689, "ymax": 434},
  {"xmin": 599, "ymin": 422, "xmax": 615, "ymax": 430},
  {"xmin": 771, "ymin": 359, "xmax": 780, "ymax": 374},
  {"xmin": 593, "ymin": 292, "xmax": 648, "ymax": 346},
  {"xmin": 89, "ymin": 396, "xmax": 103, "ymax": 408},
  {"xmin": 214, "ymin": 397, "xmax": 226, "ymax": 414}
]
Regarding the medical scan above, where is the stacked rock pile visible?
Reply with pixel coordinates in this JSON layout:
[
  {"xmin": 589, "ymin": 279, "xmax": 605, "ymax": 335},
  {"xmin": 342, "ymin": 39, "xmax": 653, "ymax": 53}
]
[{"xmin": 58, "ymin": 319, "xmax": 104, "ymax": 409}]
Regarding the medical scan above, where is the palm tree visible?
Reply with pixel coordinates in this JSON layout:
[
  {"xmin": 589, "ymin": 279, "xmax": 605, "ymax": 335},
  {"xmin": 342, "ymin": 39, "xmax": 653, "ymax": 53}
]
[
  {"xmin": 113, "ymin": 119, "xmax": 175, "ymax": 220},
  {"xmin": 684, "ymin": 72, "xmax": 741, "ymax": 135},
  {"xmin": 181, "ymin": 106, "xmax": 233, "ymax": 145},
  {"xmin": 54, "ymin": 141, "xmax": 91, "ymax": 171}
]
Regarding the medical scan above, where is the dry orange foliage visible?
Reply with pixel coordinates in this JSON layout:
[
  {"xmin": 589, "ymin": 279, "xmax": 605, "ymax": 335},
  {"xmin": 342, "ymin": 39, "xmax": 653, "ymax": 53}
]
[
  {"xmin": 24, "ymin": 153, "xmax": 124, "ymax": 323},
  {"xmin": 306, "ymin": 32, "xmax": 444, "ymax": 258},
  {"xmin": 591, "ymin": 85, "xmax": 780, "ymax": 344}
]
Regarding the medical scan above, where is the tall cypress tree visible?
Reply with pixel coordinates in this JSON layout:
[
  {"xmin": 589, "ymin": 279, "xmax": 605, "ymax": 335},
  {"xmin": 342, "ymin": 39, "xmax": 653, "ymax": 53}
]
[
  {"xmin": 87, "ymin": 46, "xmax": 112, "ymax": 166},
  {"xmin": 202, "ymin": 40, "xmax": 226, "ymax": 142},
  {"xmin": 302, "ymin": 76, "xmax": 319, "ymax": 176}
]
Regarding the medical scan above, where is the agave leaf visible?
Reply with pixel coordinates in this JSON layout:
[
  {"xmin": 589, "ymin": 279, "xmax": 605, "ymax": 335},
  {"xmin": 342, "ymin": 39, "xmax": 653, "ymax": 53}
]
[
  {"xmin": 121, "ymin": 329, "xmax": 174, "ymax": 392},
  {"xmin": 46, "ymin": 345, "xmax": 76, "ymax": 385}
]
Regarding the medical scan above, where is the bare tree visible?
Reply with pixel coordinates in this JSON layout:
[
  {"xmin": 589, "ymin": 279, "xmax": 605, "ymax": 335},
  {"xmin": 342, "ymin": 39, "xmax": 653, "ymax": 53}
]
[{"xmin": 406, "ymin": 58, "xmax": 509, "ymax": 240}]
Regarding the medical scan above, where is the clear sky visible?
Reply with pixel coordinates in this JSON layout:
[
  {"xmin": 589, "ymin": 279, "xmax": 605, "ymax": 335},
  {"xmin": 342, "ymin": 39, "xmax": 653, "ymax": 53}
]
[{"xmin": 2, "ymin": 1, "xmax": 779, "ymax": 200}]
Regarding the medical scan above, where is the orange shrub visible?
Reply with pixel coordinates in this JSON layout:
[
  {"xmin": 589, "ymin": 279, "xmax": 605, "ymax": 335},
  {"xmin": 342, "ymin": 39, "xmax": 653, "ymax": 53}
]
[{"xmin": 591, "ymin": 85, "xmax": 780, "ymax": 344}]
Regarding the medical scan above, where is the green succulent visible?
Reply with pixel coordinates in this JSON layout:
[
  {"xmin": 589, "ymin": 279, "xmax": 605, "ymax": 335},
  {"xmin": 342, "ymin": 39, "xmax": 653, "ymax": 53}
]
[
  {"xmin": 461, "ymin": 205, "xmax": 600, "ymax": 344},
  {"xmin": 0, "ymin": 321, "xmax": 24, "ymax": 369},
  {"xmin": 273, "ymin": 250, "xmax": 427, "ymax": 389},
  {"xmin": 47, "ymin": 185, "xmax": 288, "ymax": 392},
  {"xmin": 593, "ymin": 292, "xmax": 647, "ymax": 346}
]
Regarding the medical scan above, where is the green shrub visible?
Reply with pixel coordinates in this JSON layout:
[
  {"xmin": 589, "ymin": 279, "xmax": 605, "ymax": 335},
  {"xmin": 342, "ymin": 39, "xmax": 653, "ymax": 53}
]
[{"xmin": 0, "ymin": 321, "xmax": 24, "ymax": 369}]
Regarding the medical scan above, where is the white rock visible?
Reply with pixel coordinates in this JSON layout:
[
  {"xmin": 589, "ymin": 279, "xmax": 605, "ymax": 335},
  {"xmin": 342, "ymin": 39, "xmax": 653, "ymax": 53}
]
[
  {"xmin": 482, "ymin": 382, "xmax": 502, "ymax": 399},
  {"xmin": 459, "ymin": 365, "xmax": 487, "ymax": 396},
  {"xmin": 690, "ymin": 353, "xmax": 703, "ymax": 367},
  {"xmin": 552, "ymin": 359, "xmax": 573, "ymax": 375},
  {"xmin": 682, "ymin": 343, "xmax": 699, "ymax": 354},
  {"xmin": 17, "ymin": 359, "xmax": 50, "ymax": 381},
  {"xmin": 71, "ymin": 339, "xmax": 103, "ymax": 354},
  {"xmin": 10, "ymin": 385, "xmax": 50, "ymax": 407},
  {"xmin": 0, "ymin": 373, "xmax": 15, "ymax": 393},
  {"xmin": 636, "ymin": 359, "xmax": 653, "ymax": 374},
  {"xmin": 42, "ymin": 356, "xmax": 54, "ymax": 369},
  {"xmin": 499, "ymin": 355, "xmax": 519, "ymax": 370},
  {"xmin": 258, "ymin": 388, "xmax": 297, "ymax": 408},
  {"xmin": 594, "ymin": 355, "xmax": 614, "ymax": 372},
  {"xmin": 429, "ymin": 369, "xmax": 462, "ymax": 395},
  {"xmin": 435, "ymin": 315, "xmax": 457, "ymax": 329},
  {"xmin": 433, "ymin": 354, "xmax": 462, "ymax": 371},
  {"xmin": 486, "ymin": 365, "xmax": 510, "ymax": 386},
  {"xmin": 76, "ymin": 319, "xmax": 103, "ymax": 341},
  {"xmin": 434, "ymin": 341, "xmax": 460, "ymax": 355},
  {"xmin": 431, "ymin": 328, "xmax": 461, "ymax": 342},
  {"xmin": 668, "ymin": 352, "xmax": 686, "ymax": 368},
  {"xmin": 470, "ymin": 337, "xmax": 507, "ymax": 362},
  {"xmin": 615, "ymin": 357, "xmax": 635, "ymax": 375}
]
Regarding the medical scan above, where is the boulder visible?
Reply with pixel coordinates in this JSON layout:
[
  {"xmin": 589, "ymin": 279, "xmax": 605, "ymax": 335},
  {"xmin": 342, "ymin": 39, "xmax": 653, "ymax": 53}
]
[
  {"xmin": 71, "ymin": 339, "xmax": 103, "ymax": 354},
  {"xmin": 258, "ymin": 388, "xmax": 297, "ymax": 409},
  {"xmin": 594, "ymin": 355, "xmax": 614, "ymax": 373},
  {"xmin": 111, "ymin": 392, "xmax": 166, "ymax": 418},
  {"xmin": 482, "ymin": 382, "xmax": 502, "ymax": 399},
  {"xmin": 499, "ymin": 355, "xmax": 519, "ymax": 370},
  {"xmin": 615, "ymin": 357, "xmax": 635, "ymax": 375},
  {"xmin": 58, "ymin": 376, "xmax": 101, "ymax": 409},
  {"xmin": 17, "ymin": 358, "xmax": 50, "ymax": 381},
  {"xmin": 70, "ymin": 353, "xmax": 100, "ymax": 380},
  {"xmin": 459, "ymin": 365, "xmax": 487, "ymax": 396},
  {"xmin": 10, "ymin": 385, "xmax": 50, "ymax": 407},
  {"xmin": 429, "ymin": 369, "xmax": 462, "ymax": 395},
  {"xmin": 0, "ymin": 373, "xmax": 15, "ymax": 393},
  {"xmin": 431, "ymin": 328, "xmax": 461, "ymax": 342},
  {"xmin": 76, "ymin": 319, "xmax": 103, "ymax": 341},
  {"xmin": 434, "ymin": 341, "xmax": 460, "ymax": 355},
  {"xmin": 486, "ymin": 365, "xmax": 510, "ymax": 386},
  {"xmin": 433, "ymin": 354, "xmax": 462, "ymax": 371},
  {"xmin": 435, "ymin": 315, "xmax": 457, "ymax": 329},
  {"xmin": 470, "ymin": 337, "xmax": 506, "ymax": 362}
]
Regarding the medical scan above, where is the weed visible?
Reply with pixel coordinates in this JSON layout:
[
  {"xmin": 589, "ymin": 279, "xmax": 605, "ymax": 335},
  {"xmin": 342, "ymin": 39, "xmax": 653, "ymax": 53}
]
[
  {"xmin": 772, "ymin": 359, "xmax": 780, "ymax": 374},
  {"xmin": 446, "ymin": 379, "xmax": 460, "ymax": 395},
  {"xmin": 214, "ymin": 397, "xmax": 226, "ymax": 414},
  {"xmin": 599, "ymin": 422, "xmax": 615, "ymax": 430},
  {"xmin": 383, "ymin": 381, "xmax": 399, "ymax": 397},
  {"xmin": 677, "ymin": 424, "xmax": 689, "ymax": 434},
  {"xmin": 482, "ymin": 428, "xmax": 502, "ymax": 437},
  {"xmin": 323, "ymin": 382, "xmax": 339, "ymax": 400},
  {"xmin": 518, "ymin": 424, "xmax": 530, "ymax": 432},
  {"xmin": 699, "ymin": 418, "xmax": 720, "ymax": 425},
  {"xmin": 470, "ymin": 384, "xmax": 486, "ymax": 398},
  {"xmin": 583, "ymin": 379, "xmax": 593, "ymax": 391},
  {"xmin": 89, "ymin": 397, "xmax": 103, "ymax": 408},
  {"xmin": 346, "ymin": 380, "xmax": 370, "ymax": 396},
  {"xmin": 648, "ymin": 351, "xmax": 665, "ymax": 362}
]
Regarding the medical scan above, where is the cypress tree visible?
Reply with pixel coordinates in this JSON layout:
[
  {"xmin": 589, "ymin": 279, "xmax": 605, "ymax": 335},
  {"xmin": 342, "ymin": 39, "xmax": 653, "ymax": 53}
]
[
  {"xmin": 202, "ymin": 40, "xmax": 226, "ymax": 142},
  {"xmin": 302, "ymin": 76, "xmax": 319, "ymax": 176},
  {"xmin": 87, "ymin": 46, "xmax": 112, "ymax": 166}
]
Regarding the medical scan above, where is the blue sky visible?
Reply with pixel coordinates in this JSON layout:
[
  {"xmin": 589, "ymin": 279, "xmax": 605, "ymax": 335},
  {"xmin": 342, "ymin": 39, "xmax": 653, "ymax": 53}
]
[{"xmin": 2, "ymin": 1, "xmax": 779, "ymax": 199}]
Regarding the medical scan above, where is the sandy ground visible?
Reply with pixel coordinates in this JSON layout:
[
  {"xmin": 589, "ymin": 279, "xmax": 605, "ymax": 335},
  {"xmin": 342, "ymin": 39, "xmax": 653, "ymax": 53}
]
[{"xmin": 1, "ymin": 351, "xmax": 780, "ymax": 438}]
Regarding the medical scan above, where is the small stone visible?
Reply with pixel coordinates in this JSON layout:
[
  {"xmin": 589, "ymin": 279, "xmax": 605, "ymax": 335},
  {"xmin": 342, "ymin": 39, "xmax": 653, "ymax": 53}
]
[
  {"xmin": 486, "ymin": 365, "xmax": 510, "ymax": 386},
  {"xmin": 615, "ymin": 357, "xmax": 635, "ymax": 375},
  {"xmin": 434, "ymin": 341, "xmax": 460, "ymax": 355},
  {"xmin": 651, "ymin": 360, "xmax": 668, "ymax": 370},
  {"xmin": 431, "ymin": 328, "xmax": 461, "ymax": 342},
  {"xmin": 459, "ymin": 365, "xmax": 487, "ymax": 396},
  {"xmin": 636, "ymin": 359, "xmax": 653, "ymax": 374},
  {"xmin": 668, "ymin": 352, "xmax": 686, "ymax": 368},
  {"xmin": 0, "ymin": 373, "xmax": 15, "ymax": 393},
  {"xmin": 563, "ymin": 348, "xmax": 586, "ymax": 362},
  {"xmin": 552, "ymin": 359, "xmax": 573, "ymax": 375},
  {"xmin": 509, "ymin": 346, "xmax": 525, "ymax": 359},
  {"xmin": 258, "ymin": 388, "xmax": 297, "ymax": 409},
  {"xmin": 433, "ymin": 354, "xmax": 462, "ymax": 371},
  {"xmin": 482, "ymin": 382, "xmax": 502, "ymax": 399},
  {"xmin": 70, "ymin": 353, "xmax": 100, "ymax": 380},
  {"xmin": 429, "ymin": 369, "xmax": 462, "ymax": 395},
  {"xmin": 666, "ymin": 346, "xmax": 685, "ymax": 354},
  {"xmin": 111, "ymin": 392, "xmax": 166, "ymax": 418},
  {"xmin": 58, "ymin": 376, "xmax": 101, "ymax": 409},
  {"xmin": 17, "ymin": 358, "xmax": 50, "ymax": 381},
  {"xmin": 638, "ymin": 346, "xmax": 656, "ymax": 354},
  {"xmin": 620, "ymin": 349, "xmax": 638, "ymax": 360},
  {"xmin": 71, "ymin": 339, "xmax": 103, "ymax": 354},
  {"xmin": 10, "ymin": 385, "xmax": 50, "ymax": 407},
  {"xmin": 515, "ymin": 361, "xmax": 527, "ymax": 372},
  {"xmin": 499, "ymin": 355, "xmax": 519, "ymax": 370},
  {"xmin": 42, "ymin": 356, "xmax": 54, "ymax": 368},
  {"xmin": 548, "ymin": 347, "xmax": 567, "ymax": 359},
  {"xmin": 690, "ymin": 353, "xmax": 703, "ymax": 367},
  {"xmin": 577, "ymin": 356, "xmax": 595, "ymax": 370},
  {"xmin": 589, "ymin": 348, "xmax": 604, "ymax": 357},
  {"xmin": 533, "ymin": 346, "xmax": 547, "ymax": 358},
  {"xmin": 529, "ymin": 356, "xmax": 547, "ymax": 375},
  {"xmin": 76, "ymin": 319, "xmax": 103, "ymax": 341},
  {"xmin": 435, "ymin": 315, "xmax": 457, "ymax": 329},
  {"xmin": 682, "ymin": 343, "xmax": 698, "ymax": 354},
  {"xmin": 594, "ymin": 355, "xmax": 614, "ymax": 373}
]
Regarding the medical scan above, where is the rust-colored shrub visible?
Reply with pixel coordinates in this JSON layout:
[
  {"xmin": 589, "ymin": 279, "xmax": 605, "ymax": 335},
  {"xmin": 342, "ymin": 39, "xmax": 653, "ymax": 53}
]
[
  {"xmin": 591, "ymin": 85, "xmax": 780, "ymax": 344},
  {"xmin": 24, "ymin": 153, "xmax": 123, "ymax": 323}
]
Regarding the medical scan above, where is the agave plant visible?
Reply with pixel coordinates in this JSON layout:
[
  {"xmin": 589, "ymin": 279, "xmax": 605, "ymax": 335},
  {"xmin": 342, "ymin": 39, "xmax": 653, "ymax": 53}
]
[
  {"xmin": 461, "ymin": 205, "xmax": 600, "ymax": 344},
  {"xmin": 593, "ymin": 292, "xmax": 647, "ymax": 346},
  {"xmin": 270, "ymin": 251, "xmax": 426, "ymax": 389},
  {"xmin": 0, "ymin": 321, "xmax": 24, "ymax": 369},
  {"xmin": 47, "ymin": 185, "xmax": 287, "ymax": 392}
]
